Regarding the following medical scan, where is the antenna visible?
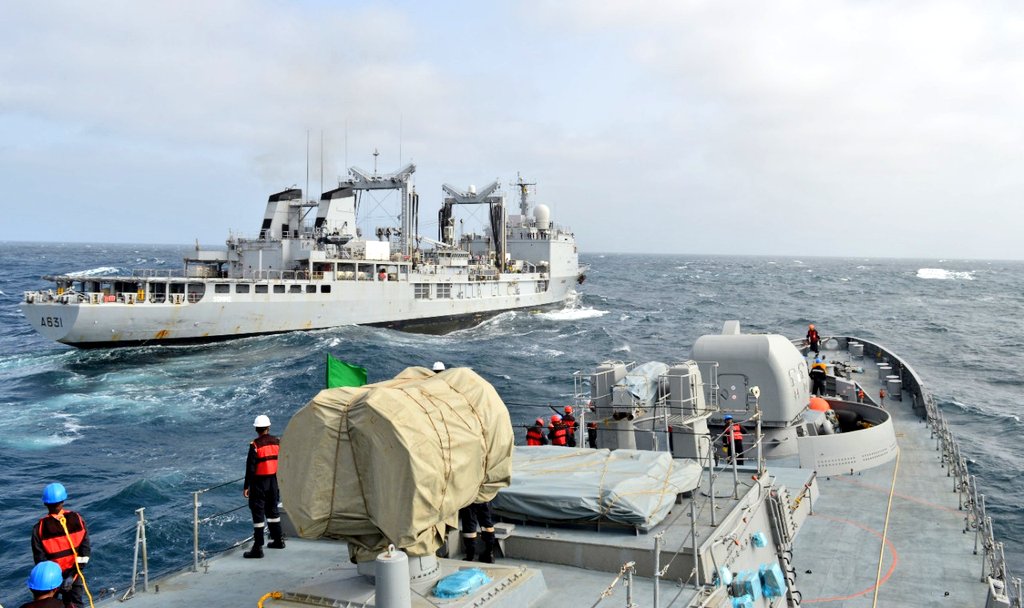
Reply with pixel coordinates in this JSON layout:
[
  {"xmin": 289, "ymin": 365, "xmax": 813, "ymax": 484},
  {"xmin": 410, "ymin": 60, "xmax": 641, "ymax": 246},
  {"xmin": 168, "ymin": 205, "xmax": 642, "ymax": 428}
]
[
  {"xmin": 399, "ymin": 115, "xmax": 403, "ymax": 167},
  {"xmin": 320, "ymin": 130, "xmax": 324, "ymax": 196},
  {"xmin": 373, "ymin": 148, "xmax": 379, "ymax": 175},
  {"xmin": 344, "ymin": 120, "xmax": 349, "ymax": 173},
  {"xmin": 305, "ymin": 130, "xmax": 310, "ymax": 202}
]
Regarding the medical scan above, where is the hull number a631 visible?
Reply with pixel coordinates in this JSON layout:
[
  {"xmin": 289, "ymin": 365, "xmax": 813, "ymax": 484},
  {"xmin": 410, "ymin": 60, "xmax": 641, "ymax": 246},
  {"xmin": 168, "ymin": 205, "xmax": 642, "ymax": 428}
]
[{"xmin": 41, "ymin": 316, "xmax": 63, "ymax": 328}]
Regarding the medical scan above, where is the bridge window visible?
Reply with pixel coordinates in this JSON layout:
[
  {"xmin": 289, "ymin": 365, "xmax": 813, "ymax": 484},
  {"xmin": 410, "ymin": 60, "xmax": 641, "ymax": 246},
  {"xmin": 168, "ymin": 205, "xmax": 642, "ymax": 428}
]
[{"xmin": 414, "ymin": 283, "xmax": 430, "ymax": 299}]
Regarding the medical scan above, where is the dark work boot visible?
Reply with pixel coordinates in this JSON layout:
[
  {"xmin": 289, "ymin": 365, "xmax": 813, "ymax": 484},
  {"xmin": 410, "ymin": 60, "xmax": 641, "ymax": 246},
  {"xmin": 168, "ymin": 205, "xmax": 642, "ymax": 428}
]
[
  {"xmin": 267, "ymin": 521, "xmax": 286, "ymax": 549},
  {"xmin": 244, "ymin": 526, "xmax": 265, "ymax": 559},
  {"xmin": 462, "ymin": 536, "xmax": 477, "ymax": 562},
  {"xmin": 478, "ymin": 531, "xmax": 496, "ymax": 564}
]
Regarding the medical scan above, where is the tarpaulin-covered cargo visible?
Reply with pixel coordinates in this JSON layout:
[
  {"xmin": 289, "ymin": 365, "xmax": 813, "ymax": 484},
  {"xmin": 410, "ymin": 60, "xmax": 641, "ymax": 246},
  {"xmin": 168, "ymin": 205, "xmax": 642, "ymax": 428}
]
[
  {"xmin": 490, "ymin": 446, "xmax": 701, "ymax": 530},
  {"xmin": 278, "ymin": 366, "xmax": 513, "ymax": 562}
]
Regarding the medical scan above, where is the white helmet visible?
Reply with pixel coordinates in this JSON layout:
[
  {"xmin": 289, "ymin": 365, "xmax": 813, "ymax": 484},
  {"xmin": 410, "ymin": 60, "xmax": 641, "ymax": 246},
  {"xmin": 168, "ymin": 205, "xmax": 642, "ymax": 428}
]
[
  {"xmin": 253, "ymin": 414, "xmax": 271, "ymax": 428},
  {"xmin": 432, "ymin": 361, "xmax": 446, "ymax": 371}
]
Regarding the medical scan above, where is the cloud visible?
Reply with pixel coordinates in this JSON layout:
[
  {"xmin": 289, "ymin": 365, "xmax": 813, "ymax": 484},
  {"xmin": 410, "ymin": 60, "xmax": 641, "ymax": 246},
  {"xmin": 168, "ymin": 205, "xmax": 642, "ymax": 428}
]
[{"xmin": 1, "ymin": 0, "xmax": 1023, "ymax": 258}]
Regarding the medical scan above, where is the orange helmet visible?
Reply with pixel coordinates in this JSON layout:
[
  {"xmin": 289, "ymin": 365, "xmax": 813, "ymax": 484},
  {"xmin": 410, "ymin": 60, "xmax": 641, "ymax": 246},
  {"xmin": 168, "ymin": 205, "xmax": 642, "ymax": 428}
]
[
  {"xmin": 550, "ymin": 414, "xmax": 562, "ymax": 423},
  {"xmin": 535, "ymin": 417, "xmax": 545, "ymax": 426},
  {"xmin": 564, "ymin": 405, "xmax": 573, "ymax": 414},
  {"xmin": 809, "ymin": 324, "xmax": 815, "ymax": 329}
]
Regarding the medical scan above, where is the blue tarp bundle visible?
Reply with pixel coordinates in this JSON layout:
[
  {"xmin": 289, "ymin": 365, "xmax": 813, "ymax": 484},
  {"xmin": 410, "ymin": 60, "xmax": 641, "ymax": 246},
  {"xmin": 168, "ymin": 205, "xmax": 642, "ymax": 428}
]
[
  {"xmin": 760, "ymin": 562, "xmax": 788, "ymax": 598},
  {"xmin": 433, "ymin": 568, "xmax": 491, "ymax": 599}
]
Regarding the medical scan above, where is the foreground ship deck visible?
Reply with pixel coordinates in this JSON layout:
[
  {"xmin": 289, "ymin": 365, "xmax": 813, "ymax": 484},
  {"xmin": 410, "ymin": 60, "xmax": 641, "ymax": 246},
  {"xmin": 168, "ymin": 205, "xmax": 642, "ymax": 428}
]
[{"xmin": 93, "ymin": 334, "xmax": 1018, "ymax": 608}]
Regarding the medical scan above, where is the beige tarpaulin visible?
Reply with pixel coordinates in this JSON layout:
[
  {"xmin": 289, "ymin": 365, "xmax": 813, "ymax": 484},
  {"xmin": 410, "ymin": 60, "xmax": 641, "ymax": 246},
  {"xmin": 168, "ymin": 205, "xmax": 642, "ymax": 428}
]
[{"xmin": 278, "ymin": 366, "xmax": 513, "ymax": 562}]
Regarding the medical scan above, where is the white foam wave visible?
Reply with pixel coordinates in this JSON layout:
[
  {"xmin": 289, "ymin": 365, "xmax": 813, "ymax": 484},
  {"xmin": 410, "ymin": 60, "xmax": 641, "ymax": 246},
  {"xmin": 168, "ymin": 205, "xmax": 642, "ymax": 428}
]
[
  {"xmin": 614, "ymin": 344, "xmax": 631, "ymax": 353},
  {"xmin": 66, "ymin": 266, "xmax": 121, "ymax": 277},
  {"xmin": 917, "ymin": 268, "xmax": 974, "ymax": 281},
  {"xmin": 535, "ymin": 307, "xmax": 608, "ymax": 321}
]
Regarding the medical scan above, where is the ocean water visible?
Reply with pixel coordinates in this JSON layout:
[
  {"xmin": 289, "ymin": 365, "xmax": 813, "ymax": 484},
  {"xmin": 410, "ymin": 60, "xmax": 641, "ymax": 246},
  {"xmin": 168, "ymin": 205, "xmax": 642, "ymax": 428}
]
[{"xmin": 0, "ymin": 242, "xmax": 1021, "ymax": 602}]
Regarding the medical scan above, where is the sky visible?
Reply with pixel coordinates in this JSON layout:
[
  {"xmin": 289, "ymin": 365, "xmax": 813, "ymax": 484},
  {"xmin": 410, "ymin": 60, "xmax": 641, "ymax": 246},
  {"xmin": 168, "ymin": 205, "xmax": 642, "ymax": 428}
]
[{"xmin": 1, "ymin": 0, "xmax": 1023, "ymax": 259}]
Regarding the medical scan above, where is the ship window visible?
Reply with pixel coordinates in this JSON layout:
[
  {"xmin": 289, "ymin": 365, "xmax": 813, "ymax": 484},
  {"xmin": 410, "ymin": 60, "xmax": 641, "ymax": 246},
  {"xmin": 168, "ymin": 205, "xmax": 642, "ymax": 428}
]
[
  {"xmin": 306, "ymin": 285, "xmax": 316, "ymax": 293},
  {"xmin": 414, "ymin": 283, "xmax": 430, "ymax": 299},
  {"xmin": 274, "ymin": 285, "xmax": 286, "ymax": 294},
  {"xmin": 437, "ymin": 284, "xmax": 451, "ymax": 299},
  {"xmin": 289, "ymin": 285, "xmax": 302, "ymax": 293},
  {"xmin": 255, "ymin": 285, "xmax": 268, "ymax": 294},
  {"xmin": 187, "ymin": 283, "xmax": 205, "ymax": 303},
  {"xmin": 321, "ymin": 285, "xmax": 331, "ymax": 293},
  {"xmin": 538, "ymin": 280, "xmax": 548, "ymax": 292},
  {"xmin": 236, "ymin": 284, "xmax": 250, "ymax": 294},
  {"xmin": 215, "ymin": 284, "xmax": 230, "ymax": 294}
]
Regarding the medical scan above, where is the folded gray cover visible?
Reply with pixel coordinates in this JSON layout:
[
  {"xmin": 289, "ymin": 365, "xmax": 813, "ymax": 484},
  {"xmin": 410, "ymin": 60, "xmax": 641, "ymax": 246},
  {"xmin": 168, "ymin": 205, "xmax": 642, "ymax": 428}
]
[{"xmin": 492, "ymin": 446, "xmax": 701, "ymax": 530}]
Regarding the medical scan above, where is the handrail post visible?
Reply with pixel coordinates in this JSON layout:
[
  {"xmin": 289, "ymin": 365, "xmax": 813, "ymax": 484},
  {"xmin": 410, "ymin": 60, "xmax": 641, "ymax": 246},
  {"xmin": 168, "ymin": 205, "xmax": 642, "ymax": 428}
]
[
  {"xmin": 730, "ymin": 431, "xmax": 739, "ymax": 499},
  {"xmin": 138, "ymin": 507, "xmax": 149, "ymax": 592},
  {"xmin": 625, "ymin": 563, "xmax": 635, "ymax": 608},
  {"xmin": 691, "ymin": 496, "xmax": 700, "ymax": 589},
  {"xmin": 192, "ymin": 490, "xmax": 201, "ymax": 573},
  {"xmin": 653, "ymin": 534, "xmax": 662, "ymax": 608}
]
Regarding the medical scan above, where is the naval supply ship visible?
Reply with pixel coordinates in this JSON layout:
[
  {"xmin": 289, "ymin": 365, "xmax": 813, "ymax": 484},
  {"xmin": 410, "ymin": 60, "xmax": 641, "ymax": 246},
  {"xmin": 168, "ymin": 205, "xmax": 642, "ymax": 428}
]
[
  {"xmin": 72, "ymin": 322, "xmax": 1017, "ymax": 608},
  {"xmin": 21, "ymin": 164, "xmax": 581, "ymax": 348}
]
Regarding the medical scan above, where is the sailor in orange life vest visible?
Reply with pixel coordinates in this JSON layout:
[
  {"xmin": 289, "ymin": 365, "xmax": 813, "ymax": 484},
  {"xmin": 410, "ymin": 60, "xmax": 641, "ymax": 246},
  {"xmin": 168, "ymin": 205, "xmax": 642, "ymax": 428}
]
[
  {"xmin": 243, "ymin": 414, "xmax": 285, "ymax": 558},
  {"xmin": 526, "ymin": 418, "xmax": 548, "ymax": 445},
  {"xmin": 806, "ymin": 324, "xmax": 820, "ymax": 355},
  {"xmin": 31, "ymin": 483, "xmax": 90, "ymax": 608},
  {"xmin": 723, "ymin": 415, "xmax": 745, "ymax": 464},
  {"xmin": 562, "ymin": 405, "xmax": 577, "ymax": 447},
  {"xmin": 548, "ymin": 414, "xmax": 568, "ymax": 446}
]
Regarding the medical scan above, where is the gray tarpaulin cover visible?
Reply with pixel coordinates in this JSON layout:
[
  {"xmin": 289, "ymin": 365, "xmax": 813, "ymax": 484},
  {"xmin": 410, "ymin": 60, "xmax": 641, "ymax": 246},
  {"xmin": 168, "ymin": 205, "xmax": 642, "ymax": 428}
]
[
  {"xmin": 491, "ymin": 446, "xmax": 701, "ymax": 530},
  {"xmin": 278, "ymin": 366, "xmax": 513, "ymax": 562}
]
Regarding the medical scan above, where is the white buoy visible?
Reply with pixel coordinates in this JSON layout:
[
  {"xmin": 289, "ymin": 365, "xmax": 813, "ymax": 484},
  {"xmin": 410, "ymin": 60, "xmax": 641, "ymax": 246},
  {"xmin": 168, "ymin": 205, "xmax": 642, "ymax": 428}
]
[{"xmin": 375, "ymin": 545, "xmax": 412, "ymax": 608}]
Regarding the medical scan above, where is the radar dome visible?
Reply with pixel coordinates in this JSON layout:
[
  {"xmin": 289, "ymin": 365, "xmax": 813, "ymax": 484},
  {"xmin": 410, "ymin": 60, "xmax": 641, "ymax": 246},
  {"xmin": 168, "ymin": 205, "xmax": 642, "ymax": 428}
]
[{"xmin": 534, "ymin": 204, "xmax": 551, "ymax": 230}]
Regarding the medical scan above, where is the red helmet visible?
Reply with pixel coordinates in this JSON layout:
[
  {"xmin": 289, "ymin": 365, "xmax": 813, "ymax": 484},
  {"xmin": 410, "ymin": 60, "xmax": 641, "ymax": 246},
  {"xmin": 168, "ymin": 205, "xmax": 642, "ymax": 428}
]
[
  {"xmin": 534, "ymin": 417, "xmax": 545, "ymax": 426},
  {"xmin": 550, "ymin": 414, "xmax": 562, "ymax": 423},
  {"xmin": 564, "ymin": 405, "xmax": 573, "ymax": 414}
]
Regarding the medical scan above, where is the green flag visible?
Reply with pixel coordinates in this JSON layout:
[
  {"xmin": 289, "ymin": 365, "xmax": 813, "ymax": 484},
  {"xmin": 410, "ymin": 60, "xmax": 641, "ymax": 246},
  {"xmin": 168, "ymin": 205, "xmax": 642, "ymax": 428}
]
[{"xmin": 326, "ymin": 353, "xmax": 367, "ymax": 388}]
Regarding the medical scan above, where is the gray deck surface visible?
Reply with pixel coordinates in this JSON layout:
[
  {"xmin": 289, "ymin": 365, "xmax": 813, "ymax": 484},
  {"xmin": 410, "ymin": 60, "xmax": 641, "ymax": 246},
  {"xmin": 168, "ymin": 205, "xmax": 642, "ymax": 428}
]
[{"xmin": 789, "ymin": 347, "xmax": 988, "ymax": 607}]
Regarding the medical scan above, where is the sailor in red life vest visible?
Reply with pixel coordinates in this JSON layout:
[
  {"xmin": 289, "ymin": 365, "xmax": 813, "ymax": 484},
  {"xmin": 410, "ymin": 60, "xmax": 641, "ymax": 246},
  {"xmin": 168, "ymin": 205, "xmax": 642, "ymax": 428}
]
[
  {"xmin": 806, "ymin": 324, "xmax": 821, "ymax": 355},
  {"xmin": 31, "ymin": 483, "xmax": 90, "ymax": 608},
  {"xmin": 526, "ymin": 418, "xmax": 548, "ymax": 446},
  {"xmin": 548, "ymin": 414, "xmax": 568, "ymax": 446},
  {"xmin": 243, "ymin": 414, "xmax": 285, "ymax": 558},
  {"xmin": 562, "ymin": 405, "xmax": 577, "ymax": 447},
  {"xmin": 723, "ymin": 414, "xmax": 745, "ymax": 464}
]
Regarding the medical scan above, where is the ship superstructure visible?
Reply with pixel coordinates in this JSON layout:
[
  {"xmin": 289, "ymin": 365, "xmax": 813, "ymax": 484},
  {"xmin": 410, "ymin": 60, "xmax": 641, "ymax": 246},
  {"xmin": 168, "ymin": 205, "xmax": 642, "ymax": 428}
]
[{"xmin": 22, "ymin": 164, "xmax": 581, "ymax": 347}]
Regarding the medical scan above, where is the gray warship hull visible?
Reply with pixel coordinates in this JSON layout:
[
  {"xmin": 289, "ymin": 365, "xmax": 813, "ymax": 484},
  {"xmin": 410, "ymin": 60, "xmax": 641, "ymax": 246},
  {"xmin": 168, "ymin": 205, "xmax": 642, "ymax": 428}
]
[{"xmin": 91, "ymin": 326, "xmax": 1019, "ymax": 608}]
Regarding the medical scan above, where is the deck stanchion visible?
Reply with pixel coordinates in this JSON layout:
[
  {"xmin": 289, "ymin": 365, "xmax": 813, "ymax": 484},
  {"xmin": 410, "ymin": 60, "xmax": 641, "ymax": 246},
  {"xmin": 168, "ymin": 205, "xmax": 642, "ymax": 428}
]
[
  {"xmin": 653, "ymin": 534, "xmax": 662, "ymax": 607},
  {"xmin": 192, "ymin": 491, "xmax": 201, "ymax": 573}
]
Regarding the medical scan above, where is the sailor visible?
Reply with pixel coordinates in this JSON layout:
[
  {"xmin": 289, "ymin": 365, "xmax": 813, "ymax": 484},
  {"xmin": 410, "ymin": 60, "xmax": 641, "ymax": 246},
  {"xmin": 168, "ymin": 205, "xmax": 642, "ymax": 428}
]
[
  {"xmin": 20, "ymin": 561, "xmax": 65, "ymax": 608},
  {"xmin": 526, "ymin": 418, "xmax": 548, "ymax": 445},
  {"xmin": 243, "ymin": 415, "xmax": 285, "ymax": 559},
  {"xmin": 378, "ymin": 268, "xmax": 388, "ymax": 281},
  {"xmin": 459, "ymin": 501, "xmax": 497, "ymax": 563},
  {"xmin": 31, "ymin": 483, "xmax": 90, "ymax": 608},
  {"xmin": 562, "ymin": 405, "xmax": 577, "ymax": 447},
  {"xmin": 809, "ymin": 357, "xmax": 828, "ymax": 396},
  {"xmin": 548, "ymin": 414, "xmax": 568, "ymax": 446},
  {"xmin": 723, "ymin": 415, "xmax": 745, "ymax": 464},
  {"xmin": 587, "ymin": 422, "xmax": 598, "ymax": 448},
  {"xmin": 432, "ymin": 361, "xmax": 446, "ymax": 373},
  {"xmin": 856, "ymin": 388, "xmax": 866, "ymax": 403},
  {"xmin": 806, "ymin": 324, "xmax": 821, "ymax": 355},
  {"xmin": 879, "ymin": 388, "xmax": 886, "ymax": 407}
]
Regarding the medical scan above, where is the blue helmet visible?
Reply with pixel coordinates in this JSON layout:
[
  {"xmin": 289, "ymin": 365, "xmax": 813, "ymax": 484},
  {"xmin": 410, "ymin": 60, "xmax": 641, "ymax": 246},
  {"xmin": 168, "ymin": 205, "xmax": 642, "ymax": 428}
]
[
  {"xmin": 27, "ymin": 561, "xmax": 63, "ymax": 591},
  {"xmin": 723, "ymin": 414, "xmax": 733, "ymax": 421},
  {"xmin": 42, "ymin": 483, "xmax": 67, "ymax": 505}
]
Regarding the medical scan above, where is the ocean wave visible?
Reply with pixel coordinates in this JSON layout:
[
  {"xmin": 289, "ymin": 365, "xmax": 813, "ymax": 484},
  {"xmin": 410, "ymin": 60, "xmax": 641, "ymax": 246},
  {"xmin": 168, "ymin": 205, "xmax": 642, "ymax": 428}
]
[
  {"xmin": 917, "ymin": 268, "xmax": 974, "ymax": 281},
  {"xmin": 535, "ymin": 307, "xmax": 608, "ymax": 321},
  {"xmin": 66, "ymin": 266, "xmax": 122, "ymax": 277}
]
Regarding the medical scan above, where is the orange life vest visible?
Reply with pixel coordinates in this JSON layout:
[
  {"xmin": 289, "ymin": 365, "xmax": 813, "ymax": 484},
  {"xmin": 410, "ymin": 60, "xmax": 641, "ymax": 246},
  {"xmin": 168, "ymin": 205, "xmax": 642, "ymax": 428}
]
[
  {"xmin": 526, "ymin": 426, "xmax": 544, "ymax": 446},
  {"xmin": 807, "ymin": 329, "xmax": 820, "ymax": 343},
  {"xmin": 550, "ymin": 424, "xmax": 568, "ymax": 446},
  {"xmin": 252, "ymin": 435, "xmax": 280, "ymax": 476},
  {"xmin": 37, "ymin": 511, "xmax": 86, "ymax": 574},
  {"xmin": 729, "ymin": 423, "xmax": 744, "ymax": 441}
]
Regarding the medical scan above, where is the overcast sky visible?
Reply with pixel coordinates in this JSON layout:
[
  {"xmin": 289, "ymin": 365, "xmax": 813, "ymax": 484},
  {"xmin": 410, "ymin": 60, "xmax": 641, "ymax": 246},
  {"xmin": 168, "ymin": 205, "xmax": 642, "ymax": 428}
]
[{"xmin": 2, "ymin": 1, "xmax": 1022, "ymax": 259}]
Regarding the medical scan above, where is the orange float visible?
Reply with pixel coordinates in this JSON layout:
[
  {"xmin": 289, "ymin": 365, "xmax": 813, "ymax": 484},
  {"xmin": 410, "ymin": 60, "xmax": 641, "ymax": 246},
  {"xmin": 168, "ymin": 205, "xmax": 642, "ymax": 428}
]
[{"xmin": 809, "ymin": 397, "xmax": 831, "ymax": 411}]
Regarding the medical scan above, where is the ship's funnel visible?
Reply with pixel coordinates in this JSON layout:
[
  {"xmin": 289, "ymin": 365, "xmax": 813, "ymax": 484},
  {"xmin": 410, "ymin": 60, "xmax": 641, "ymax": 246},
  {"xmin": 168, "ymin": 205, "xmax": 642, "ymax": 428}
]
[{"xmin": 278, "ymin": 367, "xmax": 513, "ymax": 562}]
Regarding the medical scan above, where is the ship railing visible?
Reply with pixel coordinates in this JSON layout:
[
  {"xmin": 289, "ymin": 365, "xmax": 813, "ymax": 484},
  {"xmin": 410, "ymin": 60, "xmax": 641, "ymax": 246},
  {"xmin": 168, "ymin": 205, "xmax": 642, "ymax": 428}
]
[
  {"xmin": 131, "ymin": 269, "xmax": 186, "ymax": 278},
  {"xmin": 191, "ymin": 477, "xmax": 251, "ymax": 574},
  {"xmin": 853, "ymin": 336, "xmax": 1022, "ymax": 608}
]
